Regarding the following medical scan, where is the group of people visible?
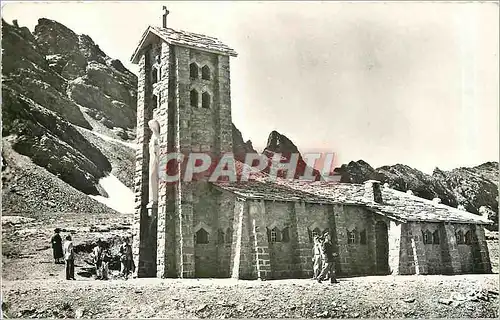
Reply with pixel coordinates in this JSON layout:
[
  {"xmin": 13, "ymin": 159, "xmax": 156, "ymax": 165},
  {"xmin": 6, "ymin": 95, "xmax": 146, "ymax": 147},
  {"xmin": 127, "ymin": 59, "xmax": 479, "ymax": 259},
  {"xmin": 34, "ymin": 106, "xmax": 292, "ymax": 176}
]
[
  {"xmin": 50, "ymin": 228, "xmax": 75, "ymax": 280},
  {"xmin": 52, "ymin": 227, "xmax": 337, "ymax": 283},
  {"xmin": 90, "ymin": 237, "xmax": 135, "ymax": 280},
  {"xmin": 312, "ymin": 232, "xmax": 339, "ymax": 284},
  {"xmin": 51, "ymin": 228, "xmax": 134, "ymax": 281}
]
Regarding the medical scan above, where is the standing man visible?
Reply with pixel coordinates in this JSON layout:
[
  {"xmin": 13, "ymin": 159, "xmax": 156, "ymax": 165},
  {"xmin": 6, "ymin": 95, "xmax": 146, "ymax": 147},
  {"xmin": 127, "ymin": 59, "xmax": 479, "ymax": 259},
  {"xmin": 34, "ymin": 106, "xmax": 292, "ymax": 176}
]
[
  {"xmin": 91, "ymin": 239, "xmax": 104, "ymax": 280},
  {"xmin": 317, "ymin": 232, "xmax": 339, "ymax": 284},
  {"xmin": 312, "ymin": 235, "xmax": 323, "ymax": 280},
  {"xmin": 63, "ymin": 235, "xmax": 75, "ymax": 280},
  {"xmin": 101, "ymin": 247, "xmax": 111, "ymax": 280},
  {"xmin": 119, "ymin": 237, "xmax": 133, "ymax": 279},
  {"xmin": 51, "ymin": 228, "xmax": 64, "ymax": 264}
]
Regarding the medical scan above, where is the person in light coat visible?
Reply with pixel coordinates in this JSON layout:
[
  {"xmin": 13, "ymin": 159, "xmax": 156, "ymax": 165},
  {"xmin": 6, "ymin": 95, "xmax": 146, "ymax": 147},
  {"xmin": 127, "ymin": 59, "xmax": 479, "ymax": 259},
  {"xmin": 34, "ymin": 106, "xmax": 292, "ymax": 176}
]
[
  {"xmin": 91, "ymin": 239, "xmax": 104, "ymax": 280},
  {"xmin": 312, "ymin": 235, "xmax": 323, "ymax": 280},
  {"xmin": 63, "ymin": 235, "xmax": 75, "ymax": 280}
]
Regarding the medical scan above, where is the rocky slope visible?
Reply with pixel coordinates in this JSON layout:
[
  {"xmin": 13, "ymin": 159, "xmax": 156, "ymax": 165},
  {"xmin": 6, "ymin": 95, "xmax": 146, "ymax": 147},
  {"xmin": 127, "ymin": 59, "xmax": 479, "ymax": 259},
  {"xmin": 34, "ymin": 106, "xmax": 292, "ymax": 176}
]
[
  {"xmin": 334, "ymin": 160, "xmax": 498, "ymax": 228},
  {"xmin": 433, "ymin": 163, "xmax": 498, "ymax": 219},
  {"xmin": 2, "ymin": 18, "xmax": 138, "ymax": 214}
]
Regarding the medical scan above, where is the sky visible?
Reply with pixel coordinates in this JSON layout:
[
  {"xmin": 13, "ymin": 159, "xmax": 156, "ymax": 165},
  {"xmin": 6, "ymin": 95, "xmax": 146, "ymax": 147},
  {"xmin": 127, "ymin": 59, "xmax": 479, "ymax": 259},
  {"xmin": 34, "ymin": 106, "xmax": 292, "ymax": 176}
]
[{"xmin": 2, "ymin": 1, "xmax": 499, "ymax": 173}]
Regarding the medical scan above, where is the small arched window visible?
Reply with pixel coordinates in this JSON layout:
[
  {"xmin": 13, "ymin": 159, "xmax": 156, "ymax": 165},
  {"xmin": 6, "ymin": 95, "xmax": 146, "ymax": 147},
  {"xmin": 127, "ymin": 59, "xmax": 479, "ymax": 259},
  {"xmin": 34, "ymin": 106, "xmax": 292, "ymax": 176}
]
[
  {"xmin": 360, "ymin": 230, "xmax": 367, "ymax": 245},
  {"xmin": 456, "ymin": 230, "xmax": 464, "ymax": 245},
  {"xmin": 422, "ymin": 230, "xmax": 433, "ymax": 244},
  {"xmin": 190, "ymin": 63, "xmax": 198, "ymax": 79},
  {"xmin": 201, "ymin": 65, "xmax": 211, "ymax": 80},
  {"xmin": 202, "ymin": 92, "xmax": 211, "ymax": 109},
  {"xmin": 195, "ymin": 228, "xmax": 209, "ymax": 244},
  {"xmin": 282, "ymin": 227, "xmax": 290, "ymax": 243},
  {"xmin": 225, "ymin": 227, "xmax": 233, "ymax": 243},
  {"xmin": 432, "ymin": 230, "xmax": 440, "ymax": 244},
  {"xmin": 190, "ymin": 89, "xmax": 198, "ymax": 108},
  {"xmin": 217, "ymin": 229, "xmax": 225, "ymax": 245}
]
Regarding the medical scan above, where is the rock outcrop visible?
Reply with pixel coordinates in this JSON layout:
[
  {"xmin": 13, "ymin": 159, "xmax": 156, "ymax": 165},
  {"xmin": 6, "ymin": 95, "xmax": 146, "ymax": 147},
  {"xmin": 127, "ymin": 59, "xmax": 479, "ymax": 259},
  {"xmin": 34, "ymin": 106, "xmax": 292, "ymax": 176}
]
[
  {"xmin": 33, "ymin": 18, "xmax": 138, "ymax": 130},
  {"xmin": 263, "ymin": 131, "xmax": 322, "ymax": 180},
  {"xmin": 2, "ymin": 18, "xmax": 137, "ymax": 214},
  {"xmin": 232, "ymin": 124, "xmax": 257, "ymax": 163}
]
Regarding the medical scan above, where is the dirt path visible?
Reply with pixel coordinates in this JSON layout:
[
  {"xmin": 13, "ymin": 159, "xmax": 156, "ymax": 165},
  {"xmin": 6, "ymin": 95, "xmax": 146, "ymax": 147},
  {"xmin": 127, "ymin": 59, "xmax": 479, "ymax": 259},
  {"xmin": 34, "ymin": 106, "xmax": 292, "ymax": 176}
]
[{"xmin": 2, "ymin": 275, "xmax": 498, "ymax": 319}]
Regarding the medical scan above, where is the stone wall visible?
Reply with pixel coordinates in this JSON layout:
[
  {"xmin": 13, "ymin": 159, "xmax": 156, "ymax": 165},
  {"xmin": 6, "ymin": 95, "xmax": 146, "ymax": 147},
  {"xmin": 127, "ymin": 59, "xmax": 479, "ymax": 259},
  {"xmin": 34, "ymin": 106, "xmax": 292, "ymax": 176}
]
[
  {"xmin": 191, "ymin": 181, "xmax": 234, "ymax": 277},
  {"xmin": 295, "ymin": 203, "xmax": 330, "ymax": 277},
  {"xmin": 265, "ymin": 202, "xmax": 296, "ymax": 279},
  {"xmin": 396, "ymin": 222, "xmax": 491, "ymax": 275},
  {"xmin": 135, "ymin": 35, "xmax": 236, "ymax": 278},
  {"xmin": 133, "ymin": 40, "xmax": 161, "ymax": 278},
  {"xmin": 335, "ymin": 205, "xmax": 379, "ymax": 276},
  {"xmin": 230, "ymin": 199, "xmax": 396, "ymax": 279},
  {"xmin": 217, "ymin": 191, "xmax": 236, "ymax": 277},
  {"xmin": 222, "ymin": 195, "xmax": 493, "ymax": 279},
  {"xmin": 231, "ymin": 198, "xmax": 255, "ymax": 279}
]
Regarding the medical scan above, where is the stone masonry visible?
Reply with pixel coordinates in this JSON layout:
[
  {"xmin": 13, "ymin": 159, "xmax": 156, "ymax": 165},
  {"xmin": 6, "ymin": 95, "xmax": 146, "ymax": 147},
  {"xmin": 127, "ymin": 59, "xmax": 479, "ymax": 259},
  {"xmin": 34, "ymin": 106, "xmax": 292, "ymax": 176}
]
[{"xmin": 131, "ymin": 25, "xmax": 237, "ymax": 278}]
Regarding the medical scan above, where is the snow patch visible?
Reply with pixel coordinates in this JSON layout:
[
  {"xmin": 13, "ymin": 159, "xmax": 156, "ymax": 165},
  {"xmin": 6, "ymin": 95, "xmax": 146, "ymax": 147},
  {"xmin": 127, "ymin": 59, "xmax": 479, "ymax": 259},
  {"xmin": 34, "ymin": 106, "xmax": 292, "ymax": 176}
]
[
  {"xmin": 89, "ymin": 174, "xmax": 135, "ymax": 214},
  {"xmin": 90, "ymin": 130, "xmax": 137, "ymax": 149},
  {"xmin": 77, "ymin": 125, "xmax": 137, "ymax": 149}
]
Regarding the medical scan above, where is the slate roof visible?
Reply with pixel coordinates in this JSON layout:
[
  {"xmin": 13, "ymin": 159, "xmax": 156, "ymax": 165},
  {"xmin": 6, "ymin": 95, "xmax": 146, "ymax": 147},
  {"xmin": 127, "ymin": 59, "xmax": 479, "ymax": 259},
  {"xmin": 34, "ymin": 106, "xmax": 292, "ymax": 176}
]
[
  {"xmin": 131, "ymin": 25, "xmax": 237, "ymax": 63},
  {"xmin": 213, "ymin": 163, "xmax": 492, "ymax": 225}
]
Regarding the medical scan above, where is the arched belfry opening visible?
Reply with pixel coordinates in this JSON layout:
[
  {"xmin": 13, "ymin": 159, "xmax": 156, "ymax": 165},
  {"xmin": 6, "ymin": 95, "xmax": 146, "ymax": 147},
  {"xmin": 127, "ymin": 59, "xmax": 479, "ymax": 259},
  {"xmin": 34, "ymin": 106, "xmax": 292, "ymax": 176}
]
[
  {"xmin": 190, "ymin": 89, "xmax": 199, "ymax": 108},
  {"xmin": 190, "ymin": 63, "xmax": 199, "ymax": 79},
  {"xmin": 202, "ymin": 91, "xmax": 211, "ymax": 109},
  {"xmin": 201, "ymin": 65, "xmax": 211, "ymax": 80}
]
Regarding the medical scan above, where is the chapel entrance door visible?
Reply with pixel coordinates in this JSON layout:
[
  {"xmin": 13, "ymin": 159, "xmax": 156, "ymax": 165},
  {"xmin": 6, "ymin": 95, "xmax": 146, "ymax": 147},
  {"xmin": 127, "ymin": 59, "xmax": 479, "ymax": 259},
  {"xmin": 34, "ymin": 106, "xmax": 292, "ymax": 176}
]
[{"xmin": 375, "ymin": 221, "xmax": 390, "ymax": 275}]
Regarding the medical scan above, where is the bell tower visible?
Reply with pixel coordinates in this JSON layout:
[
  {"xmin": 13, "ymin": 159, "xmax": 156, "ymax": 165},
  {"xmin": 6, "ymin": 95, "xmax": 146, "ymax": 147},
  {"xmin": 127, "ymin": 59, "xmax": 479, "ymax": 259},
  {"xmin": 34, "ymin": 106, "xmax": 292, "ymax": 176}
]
[{"xmin": 130, "ymin": 9, "xmax": 237, "ymax": 278}]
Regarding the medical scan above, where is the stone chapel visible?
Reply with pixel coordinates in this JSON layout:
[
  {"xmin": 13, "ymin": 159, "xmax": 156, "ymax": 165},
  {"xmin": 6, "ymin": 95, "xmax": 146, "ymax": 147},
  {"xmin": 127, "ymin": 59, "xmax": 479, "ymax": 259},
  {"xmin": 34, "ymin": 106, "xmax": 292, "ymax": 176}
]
[{"xmin": 130, "ymin": 11, "xmax": 493, "ymax": 280}]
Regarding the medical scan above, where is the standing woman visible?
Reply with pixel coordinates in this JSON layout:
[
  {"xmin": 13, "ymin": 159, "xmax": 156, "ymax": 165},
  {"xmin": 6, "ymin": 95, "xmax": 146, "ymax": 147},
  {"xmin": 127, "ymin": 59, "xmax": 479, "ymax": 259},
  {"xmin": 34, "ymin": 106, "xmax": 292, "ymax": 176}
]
[{"xmin": 51, "ymin": 228, "xmax": 64, "ymax": 264}]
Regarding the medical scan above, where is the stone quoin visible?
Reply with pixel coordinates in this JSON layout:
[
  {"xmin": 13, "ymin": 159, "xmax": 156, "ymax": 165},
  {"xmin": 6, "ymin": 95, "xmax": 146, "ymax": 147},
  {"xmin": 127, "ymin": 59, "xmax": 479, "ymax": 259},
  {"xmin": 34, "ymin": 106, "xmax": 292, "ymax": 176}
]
[{"xmin": 130, "ymin": 10, "xmax": 493, "ymax": 279}]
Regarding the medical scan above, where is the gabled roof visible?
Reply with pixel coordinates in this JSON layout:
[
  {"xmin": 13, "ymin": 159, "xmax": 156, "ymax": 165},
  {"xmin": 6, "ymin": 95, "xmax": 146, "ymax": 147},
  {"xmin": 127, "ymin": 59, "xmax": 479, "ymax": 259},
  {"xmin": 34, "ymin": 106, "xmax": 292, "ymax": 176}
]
[
  {"xmin": 213, "ymin": 162, "xmax": 493, "ymax": 225},
  {"xmin": 131, "ymin": 25, "xmax": 237, "ymax": 64}
]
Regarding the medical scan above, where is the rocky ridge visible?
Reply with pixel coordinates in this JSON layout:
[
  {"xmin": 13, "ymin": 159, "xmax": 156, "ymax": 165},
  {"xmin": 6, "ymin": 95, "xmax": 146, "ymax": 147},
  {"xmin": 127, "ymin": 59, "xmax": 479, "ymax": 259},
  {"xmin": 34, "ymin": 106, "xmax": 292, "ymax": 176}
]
[{"xmin": 334, "ymin": 160, "xmax": 498, "ymax": 228}]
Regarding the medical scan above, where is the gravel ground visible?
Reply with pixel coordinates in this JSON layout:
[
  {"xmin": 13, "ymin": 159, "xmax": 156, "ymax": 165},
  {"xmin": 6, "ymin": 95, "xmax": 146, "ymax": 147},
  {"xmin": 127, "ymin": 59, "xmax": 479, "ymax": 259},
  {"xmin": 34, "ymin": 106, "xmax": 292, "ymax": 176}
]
[{"xmin": 2, "ymin": 275, "xmax": 498, "ymax": 319}]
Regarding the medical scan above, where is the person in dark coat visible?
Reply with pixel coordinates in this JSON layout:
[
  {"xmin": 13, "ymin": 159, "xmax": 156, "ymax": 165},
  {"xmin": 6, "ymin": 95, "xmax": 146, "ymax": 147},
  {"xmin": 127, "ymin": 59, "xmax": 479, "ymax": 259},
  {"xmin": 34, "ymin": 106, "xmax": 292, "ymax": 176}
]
[
  {"xmin": 51, "ymin": 228, "xmax": 64, "ymax": 264},
  {"xmin": 119, "ymin": 237, "xmax": 134, "ymax": 279},
  {"xmin": 317, "ymin": 232, "xmax": 339, "ymax": 284}
]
